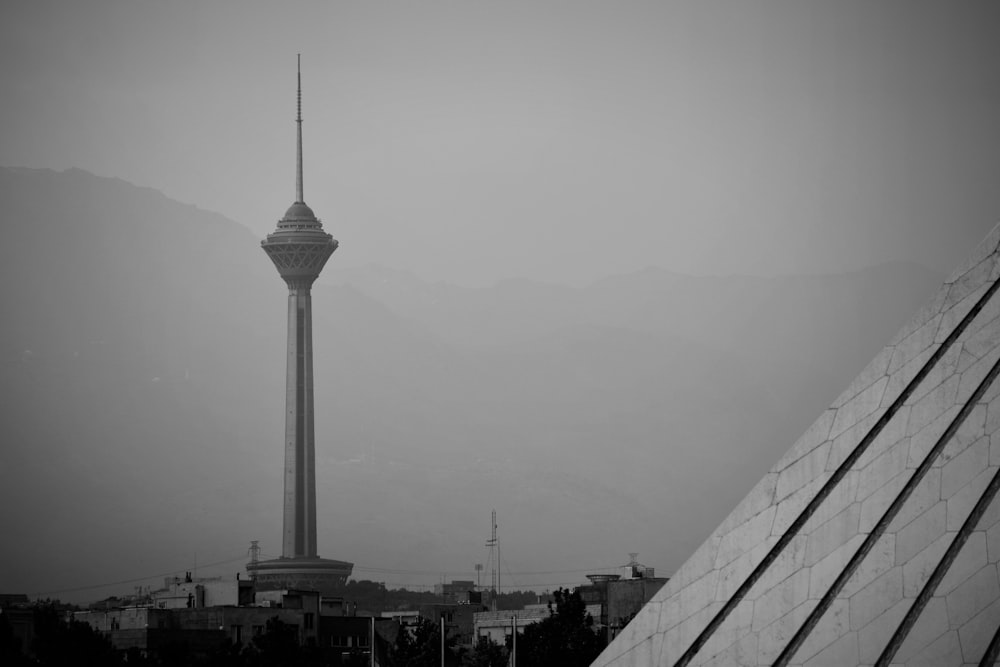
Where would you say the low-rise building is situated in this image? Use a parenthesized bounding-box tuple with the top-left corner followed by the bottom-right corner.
(473, 606, 552, 645)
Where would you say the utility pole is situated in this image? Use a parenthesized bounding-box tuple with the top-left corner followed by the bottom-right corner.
(485, 510, 498, 611)
(440, 616, 445, 667)
(511, 615, 517, 667)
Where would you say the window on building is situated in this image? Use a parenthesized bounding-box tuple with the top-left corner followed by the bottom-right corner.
(231, 625, 243, 644)
(252, 625, 264, 636)
(304, 612, 314, 630)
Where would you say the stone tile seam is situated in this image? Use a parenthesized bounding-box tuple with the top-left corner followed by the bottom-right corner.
(876, 449, 1000, 665)
(775, 353, 1000, 667)
(670, 274, 1000, 667)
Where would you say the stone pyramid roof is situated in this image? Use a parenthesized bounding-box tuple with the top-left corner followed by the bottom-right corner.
(595, 224, 1000, 666)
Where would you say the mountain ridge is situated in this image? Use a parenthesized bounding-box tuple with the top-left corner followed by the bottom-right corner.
(0, 166, 944, 601)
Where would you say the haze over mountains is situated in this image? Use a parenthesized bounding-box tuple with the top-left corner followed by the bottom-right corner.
(0, 167, 945, 601)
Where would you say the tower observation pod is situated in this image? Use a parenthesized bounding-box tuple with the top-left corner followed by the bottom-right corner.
(248, 55, 353, 593)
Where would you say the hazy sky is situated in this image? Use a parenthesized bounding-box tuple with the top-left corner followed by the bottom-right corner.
(3, 1, 1000, 286)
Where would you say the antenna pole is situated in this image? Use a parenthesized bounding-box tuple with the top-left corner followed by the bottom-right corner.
(295, 53, 304, 204)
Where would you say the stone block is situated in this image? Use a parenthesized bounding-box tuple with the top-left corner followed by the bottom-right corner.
(988, 519, 1000, 562)
(894, 501, 947, 566)
(809, 534, 865, 600)
(963, 321, 1000, 360)
(893, 596, 949, 664)
(939, 532, 988, 596)
(775, 409, 836, 473)
(716, 535, 777, 601)
(753, 567, 810, 632)
(827, 414, 881, 472)
(748, 535, 807, 601)
(947, 468, 996, 531)
(857, 599, 908, 664)
(806, 503, 861, 567)
(941, 435, 990, 499)
(957, 347, 980, 372)
(802, 630, 858, 667)
(700, 630, 757, 667)
(957, 597, 1000, 663)
(698, 599, 753, 664)
(946, 562, 998, 627)
(832, 346, 893, 410)
(717, 473, 778, 536)
(987, 395, 1000, 436)
(903, 533, 951, 598)
(936, 283, 992, 346)
(796, 597, 850, 663)
(772, 475, 827, 537)
(716, 505, 776, 569)
(946, 253, 997, 302)
(831, 376, 890, 441)
(940, 404, 987, 461)
(669, 533, 720, 591)
(842, 533, 895, 598)
(777, 443, 832, 502)
(756, 601, 812, 665)
(888, 315, 942, 376)
(859, 470, 909, 534)
(907, 374, 961, 435)
(886, 468, 941, 534)
(806, 470, 860, 530)
(857, 438, 909, 503)
(902, 344, 961, 408)
(675, 571, 719, 622)
(904, 629, 963, 667)
(958, 345, 1000, 404)
(908, 405, 962, 467)
(849, 566, 902, 631)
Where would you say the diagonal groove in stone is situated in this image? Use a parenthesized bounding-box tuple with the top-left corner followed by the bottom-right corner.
(670, 276, 1000, 667)
(776, 353, 1000, 667)
(875, 447, 1000, 665)
(977, 620, 1000, 667)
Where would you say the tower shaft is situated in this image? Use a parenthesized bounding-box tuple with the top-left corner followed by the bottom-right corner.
(283, 283, 318, 558)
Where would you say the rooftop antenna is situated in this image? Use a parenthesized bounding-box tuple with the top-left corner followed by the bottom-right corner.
(295, 53, 304, 204)
(248, 541, 261, 581)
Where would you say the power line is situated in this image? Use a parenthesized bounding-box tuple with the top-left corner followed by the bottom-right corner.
(29, 554, 248, 597)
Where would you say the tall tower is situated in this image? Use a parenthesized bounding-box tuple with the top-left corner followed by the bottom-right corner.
(249, 56, 352, 593)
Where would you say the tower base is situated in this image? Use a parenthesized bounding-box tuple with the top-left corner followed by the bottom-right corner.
(247, 556, 353, 596)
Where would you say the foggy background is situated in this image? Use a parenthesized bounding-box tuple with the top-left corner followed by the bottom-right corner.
(2, 0, 1000, 602)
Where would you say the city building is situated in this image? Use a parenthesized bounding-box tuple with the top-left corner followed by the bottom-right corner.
(247, 56, 352, 594)
(150, 573, 254, 609)
(473, 605, 552, 645)
(433, 580, 477, 604)
(594, 225, 1000, 665)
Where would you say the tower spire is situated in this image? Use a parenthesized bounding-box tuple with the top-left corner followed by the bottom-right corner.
(296, 53, 304, 204)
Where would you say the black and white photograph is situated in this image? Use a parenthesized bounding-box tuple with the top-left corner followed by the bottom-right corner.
(2, 2, 1000, 665)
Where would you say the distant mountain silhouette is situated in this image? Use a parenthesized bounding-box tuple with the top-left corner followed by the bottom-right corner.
(0, 167, 943, 599)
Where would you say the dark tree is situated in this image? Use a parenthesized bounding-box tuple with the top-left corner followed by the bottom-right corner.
(0, 611, 32, 666)
(516, 589, 605, 667)
(391, 617, 460, 667)
(462, 636, 507, 667)
(31, 604, 123, 666)
(243, 616, 329, 667)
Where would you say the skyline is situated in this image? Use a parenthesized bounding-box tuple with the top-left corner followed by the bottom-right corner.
(2, 1, 999, 286)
